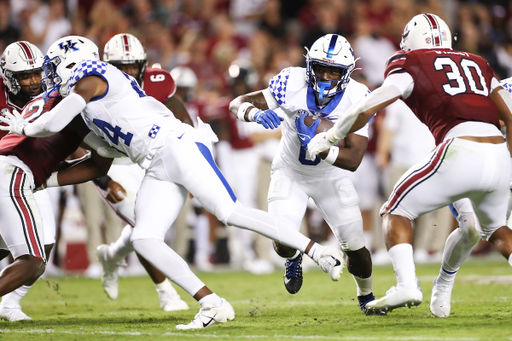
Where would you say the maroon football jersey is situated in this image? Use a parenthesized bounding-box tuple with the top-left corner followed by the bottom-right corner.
(215, 97, 254, 150)
(385, 49, 500, 145)
(0, 79, 20, 140)
(0, 94, 84, 188)
(142, 67, 176, 103)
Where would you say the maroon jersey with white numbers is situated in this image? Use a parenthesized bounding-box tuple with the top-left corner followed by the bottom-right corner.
(385, 49, 500, 145)
(142, 67, 176, 103)
(0, 94, 84, 187)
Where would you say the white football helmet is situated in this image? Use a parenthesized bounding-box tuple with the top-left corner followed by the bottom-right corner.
(170, 66, 197, 101)
(170, 66, 198, 88)
(0, 41, 44, 96)
(42, 36, 100, 97)
(400, 13, 452, 51)
(305, 34, 357, 100)
(103, 33, 147, 83)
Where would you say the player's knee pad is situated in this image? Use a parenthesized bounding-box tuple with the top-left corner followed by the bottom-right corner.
(332, 219, 365, 251)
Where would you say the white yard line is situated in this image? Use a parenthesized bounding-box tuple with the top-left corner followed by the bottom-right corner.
(0, 329, 483, 340)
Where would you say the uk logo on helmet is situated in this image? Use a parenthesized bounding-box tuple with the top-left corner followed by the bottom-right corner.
(58, 40, 79, 53)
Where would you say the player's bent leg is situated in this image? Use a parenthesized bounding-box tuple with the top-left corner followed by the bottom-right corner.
(0, 255, 45, 297)
(431, 200, 480, 318)
(226, 205, 345, 281)
(366, 214, 422, 313)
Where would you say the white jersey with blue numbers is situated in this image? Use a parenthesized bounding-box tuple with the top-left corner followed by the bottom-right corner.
(68, 59, 181, 167)
(263, 66, 370, 174)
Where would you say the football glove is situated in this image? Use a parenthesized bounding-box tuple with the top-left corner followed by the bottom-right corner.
(252, 109, 283, 129)
(306, 132, 336, 160)
(295, 113, 320, 149)
(0, 108, 28, 136)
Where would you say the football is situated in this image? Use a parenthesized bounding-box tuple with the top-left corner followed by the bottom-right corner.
(303, 115, 345, 148)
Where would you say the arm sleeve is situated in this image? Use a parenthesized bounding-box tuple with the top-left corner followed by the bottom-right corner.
(23, 93, 87, 137)
(382, 72, 415, 99)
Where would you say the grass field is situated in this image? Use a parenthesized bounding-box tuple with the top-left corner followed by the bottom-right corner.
(1, 258, 512, 341)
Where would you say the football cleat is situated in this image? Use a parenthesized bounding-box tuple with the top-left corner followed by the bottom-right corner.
(97, 244, 120, 300)
(284, 254, 303, 294)
(0, 305, 32, 321)
(176, 298, 235, 330)
(358, 293, 387, 316)
(365, 281, 422, 313)
(157, 287, 189, 312)
(430, 276, 453, 318)
(316, 246, 345, 281)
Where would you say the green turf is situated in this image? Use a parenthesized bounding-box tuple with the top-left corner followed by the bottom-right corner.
(1, 259, 512, 340)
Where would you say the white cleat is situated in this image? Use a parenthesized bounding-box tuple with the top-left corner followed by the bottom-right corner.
(97, 244, 119, 300)
(366, 284, 423, 313)
(430, 276, 453, 318)
(176, 298, 234, 330)
(316, 246, 345, 281)
(157, 288, 189, 312)
(0, 305, 32, 321)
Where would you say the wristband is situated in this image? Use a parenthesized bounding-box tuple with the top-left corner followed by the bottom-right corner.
(93, 175, 113, 190)
(324, 146, 339, 165)
(237, 102, 254, 122)
(46, 172, 60, 188)
(247, 107, 259, 122)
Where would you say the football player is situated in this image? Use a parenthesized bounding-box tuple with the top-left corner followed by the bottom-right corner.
(0, 81, 119, 321)
(305, 13, 512, 314)
(0, 41, 56, 321)
(229, 34, 382, 315)
(0, 35, 346, 329)
(93, 33, 190, 312)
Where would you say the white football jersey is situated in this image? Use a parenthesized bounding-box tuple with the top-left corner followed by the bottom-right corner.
(263, 67, 370, 174)
(69, 60, 181, 167)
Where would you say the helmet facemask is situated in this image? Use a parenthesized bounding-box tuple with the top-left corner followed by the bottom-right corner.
(304, 34, 357, 103)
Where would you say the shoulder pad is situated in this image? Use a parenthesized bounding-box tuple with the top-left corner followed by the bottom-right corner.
(68, 60, 108, 90)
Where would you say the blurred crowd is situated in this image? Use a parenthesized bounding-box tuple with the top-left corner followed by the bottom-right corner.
(0, 0, 509, 275)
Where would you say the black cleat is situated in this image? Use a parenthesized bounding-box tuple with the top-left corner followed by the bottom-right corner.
(358, 293, 387, 316)
(284, 254, 303, 294)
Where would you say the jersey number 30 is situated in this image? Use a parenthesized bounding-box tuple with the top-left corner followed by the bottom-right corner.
(434, 57, 488, 96)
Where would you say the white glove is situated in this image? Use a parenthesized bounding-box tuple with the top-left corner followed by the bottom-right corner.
(0, 108, 28, 135)
(306, 132, 335, 160)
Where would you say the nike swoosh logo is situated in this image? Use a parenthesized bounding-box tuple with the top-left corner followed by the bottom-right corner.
(284, 277, 292, 284)
(297, 134, 307, 141)
(331, 256, 341, 267)
(202, 312, 217, 328)
(178, 133, 185, 139)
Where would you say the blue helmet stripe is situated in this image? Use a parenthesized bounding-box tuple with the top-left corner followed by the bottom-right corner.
(326, 34, 338, 58)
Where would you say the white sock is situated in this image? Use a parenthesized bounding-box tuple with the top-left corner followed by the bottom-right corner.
(508, 253, 512, 267)
(389, 244, 417, 289)
(439, 213, 479, 284)
(353, 275, 373, 296)
(1, 285, 31, 308)
(226, 205, 311, 253)
(132, 238, 205, 297)
(199, 293, 222, 308)
(110, 225, 135, 262)
(306, 243, 323, 262)
(155, 278, 178, 295)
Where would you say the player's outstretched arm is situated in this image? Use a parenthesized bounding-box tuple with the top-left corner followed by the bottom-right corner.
(44, 149, 113, 189)
(229, 90, 283, 129)
(307, 84, 402, 158)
